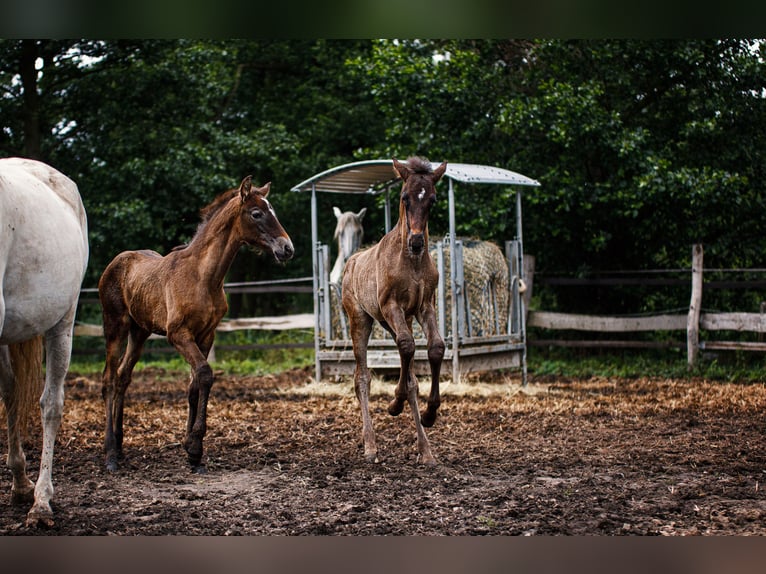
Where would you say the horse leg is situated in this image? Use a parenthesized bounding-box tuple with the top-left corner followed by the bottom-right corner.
(110, 322, 149, 468)
(404, 368, 437, 465)
(25, 312, 76, 527)
(418, 306, 445, 428)
(386, 324, 437, 465)
(169, 328, 213, 472)
(0, 346, 35, 506)
(347, 309, 376, 462)
(384, 309, 413, 418)
(102, 309, 130, 472)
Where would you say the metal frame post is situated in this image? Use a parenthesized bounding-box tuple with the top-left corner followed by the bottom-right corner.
(311, 184, 321, 382)
(516, 189, 528, 386)
(447, 177, 460, 383)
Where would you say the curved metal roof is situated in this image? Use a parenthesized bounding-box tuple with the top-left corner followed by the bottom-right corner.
(291, 159, 540, 195)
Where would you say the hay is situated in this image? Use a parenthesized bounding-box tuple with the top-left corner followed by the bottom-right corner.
(433, 239, 509, 337)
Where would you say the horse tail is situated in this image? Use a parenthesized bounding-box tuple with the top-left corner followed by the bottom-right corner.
(5, 336, 44, 437)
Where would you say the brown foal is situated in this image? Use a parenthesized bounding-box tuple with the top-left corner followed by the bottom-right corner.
(99, 176, 293, 473)
(342, 157, 447, 465)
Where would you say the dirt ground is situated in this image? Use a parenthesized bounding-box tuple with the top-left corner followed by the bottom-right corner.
(1, 365, 765, 535)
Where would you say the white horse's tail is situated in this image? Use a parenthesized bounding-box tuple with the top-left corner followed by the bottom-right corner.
(5, 337, 43, 437)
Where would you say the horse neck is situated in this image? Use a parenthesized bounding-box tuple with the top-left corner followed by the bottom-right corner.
(185, 199, 243, 287)
(330, 226, 361, 284)
(330, 251, 345, 284)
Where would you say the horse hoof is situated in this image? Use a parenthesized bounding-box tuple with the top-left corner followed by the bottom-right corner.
(421, 455, 439, 467)
(26, 509, 54, 529)
(10, 486, 35, 506)
(420, 409, 437, 428)
(105, 458, 120, 473)
(364, 452, 380, 464)
(387, 399, 404, 417)
(191, 464, 208, 475)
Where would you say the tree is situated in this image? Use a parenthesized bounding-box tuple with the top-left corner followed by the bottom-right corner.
(3, 39, 764, 317)
(0, 40, 387, 317)
(500, 40, 766, 312)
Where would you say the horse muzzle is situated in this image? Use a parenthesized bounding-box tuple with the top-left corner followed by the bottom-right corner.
(408, 232, 425, 255)
(273, 237, 295, 262)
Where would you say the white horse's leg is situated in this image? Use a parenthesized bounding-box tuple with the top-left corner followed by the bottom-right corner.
(26, 310, 75, 527)
(0, 345, 36, 504)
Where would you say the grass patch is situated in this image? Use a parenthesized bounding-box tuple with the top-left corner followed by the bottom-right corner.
(69, 329, 315, 378)
(70, 329, 766, 383)
(528, 346, 766, 382)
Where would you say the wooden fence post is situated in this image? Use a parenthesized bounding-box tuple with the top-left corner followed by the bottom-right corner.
(522, 254, 535, 315)
(687, 243, 704, 369)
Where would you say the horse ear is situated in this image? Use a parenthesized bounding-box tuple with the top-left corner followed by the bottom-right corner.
(432, 161, 448, 183)
(239, 176, 253, 201)
(333, 206, 342, 219)
(357, 207, 367, 220)
(256, 182, 271, 197)
(392, 157, 410, 181)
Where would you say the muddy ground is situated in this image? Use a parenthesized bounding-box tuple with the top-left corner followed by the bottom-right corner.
(1, 366, 765, 535)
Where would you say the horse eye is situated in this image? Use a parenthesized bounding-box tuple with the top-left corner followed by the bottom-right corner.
(250, 209, 263, 220)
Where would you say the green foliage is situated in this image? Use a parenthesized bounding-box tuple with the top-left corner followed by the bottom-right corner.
(2, 39, 765, 323)
(504, 40, 766, 279)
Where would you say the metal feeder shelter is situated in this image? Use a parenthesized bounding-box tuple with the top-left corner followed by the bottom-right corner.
(291, 159, 540, 384)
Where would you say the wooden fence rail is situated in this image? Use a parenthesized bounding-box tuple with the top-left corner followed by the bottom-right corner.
(75, 252, 766, 369)
(526, 244, 766, 368)
(74, 277, 314, 357)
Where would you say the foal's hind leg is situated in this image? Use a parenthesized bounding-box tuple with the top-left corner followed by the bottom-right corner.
(347, 311, 376, 462)
(112, 323, 150, 466)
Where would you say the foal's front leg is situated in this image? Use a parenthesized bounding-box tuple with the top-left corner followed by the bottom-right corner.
(382, 307, 437, 464)
(169, 328, 214, 472)
(383, 307, 414, 418)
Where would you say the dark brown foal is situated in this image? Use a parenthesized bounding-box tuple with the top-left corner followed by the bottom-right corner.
(342, 157, 447, 464)
(99, 176, 293, 473)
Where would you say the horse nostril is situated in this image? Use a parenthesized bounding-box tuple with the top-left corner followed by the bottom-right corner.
(410, 233, 424, 252)
(283, 242, 295, 259)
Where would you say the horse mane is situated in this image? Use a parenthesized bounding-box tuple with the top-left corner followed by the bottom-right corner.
(405, 156, 433, 174)
(199, 188, 238, 223)
(187, 188, 239, 241)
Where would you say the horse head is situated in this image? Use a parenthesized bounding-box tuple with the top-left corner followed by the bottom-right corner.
(238, 176, 294, 262)
(333, 206, 366, 261)
(392, 157, 447, 257)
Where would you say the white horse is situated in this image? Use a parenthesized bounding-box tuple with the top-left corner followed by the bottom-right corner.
(329, 206, 366, 287)
(0, 157, 89, 527)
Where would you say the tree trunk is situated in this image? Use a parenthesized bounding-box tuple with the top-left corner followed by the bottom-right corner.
(20, 40, 42, 160)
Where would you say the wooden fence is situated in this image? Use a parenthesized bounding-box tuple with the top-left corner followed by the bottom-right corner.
(73, 277, 314, 357)
(526, 244, 766, 367)
(74, 246, 766, 369)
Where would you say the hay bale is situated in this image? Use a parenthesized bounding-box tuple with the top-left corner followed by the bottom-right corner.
(433, 239, 509, 337)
